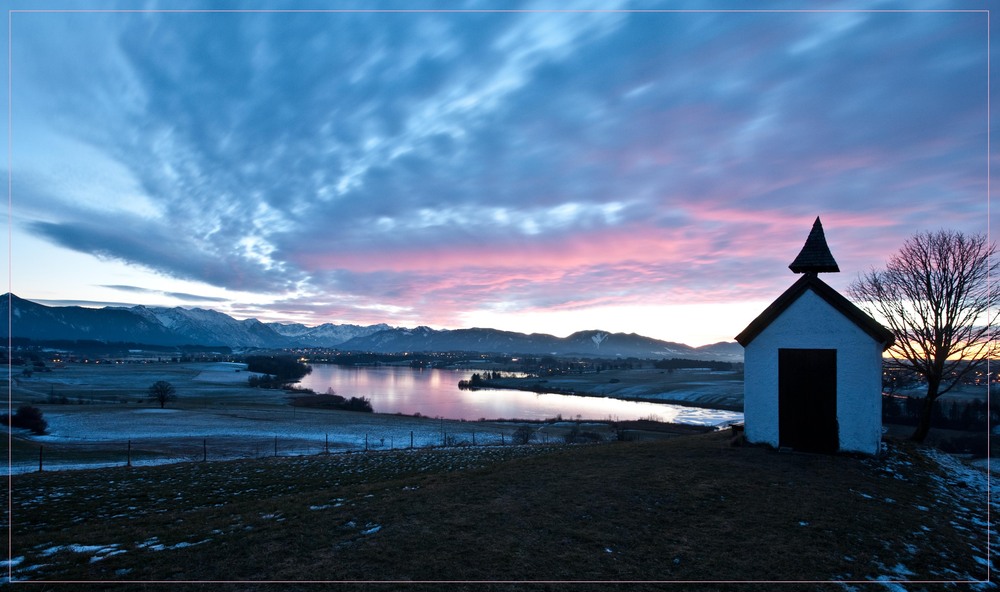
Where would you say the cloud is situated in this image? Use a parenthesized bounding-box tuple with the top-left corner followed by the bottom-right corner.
(99, 285, 229, 303)
(32, 299, 141, 308)
(27, 217, 304, 294)
(10, 7, 990, 334)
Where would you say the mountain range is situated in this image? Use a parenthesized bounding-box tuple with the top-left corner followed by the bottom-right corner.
(0, 294, 743, 361)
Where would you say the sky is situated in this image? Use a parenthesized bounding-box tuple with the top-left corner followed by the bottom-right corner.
(2, 1, 993, 347)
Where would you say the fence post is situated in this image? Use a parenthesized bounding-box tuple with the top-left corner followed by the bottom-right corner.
(38, 445, 43, 472)
(501, 432, 505, 445)
(472, 431, 476, 446)
(203, 439, 207, 462)
(365, 433, 368, 451)
(127, 440, 131, 467)
(274, 435, 278, 457)
(410, 431, 413, 449)
(325, 433, 329, 454)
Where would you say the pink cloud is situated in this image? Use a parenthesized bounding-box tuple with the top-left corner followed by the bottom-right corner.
(290, 223, 720, 275)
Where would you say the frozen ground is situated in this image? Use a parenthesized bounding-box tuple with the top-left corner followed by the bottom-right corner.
(836, 444, 1000, 589)
(486, 367, 745, 410)
(34, 404, 507, 448)
(4, 444, 562, 582)
(11, 403, 518, 474)
(9, 362, 741, 473)
(3, 437, 994, 583)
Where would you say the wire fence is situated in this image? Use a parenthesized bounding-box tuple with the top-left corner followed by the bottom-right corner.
(11, 426, 571, 474)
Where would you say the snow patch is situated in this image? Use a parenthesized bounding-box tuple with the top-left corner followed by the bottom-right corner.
(89, 549, 126, 563)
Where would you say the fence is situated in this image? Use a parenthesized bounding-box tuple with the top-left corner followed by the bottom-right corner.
(12, 426, 579, 474)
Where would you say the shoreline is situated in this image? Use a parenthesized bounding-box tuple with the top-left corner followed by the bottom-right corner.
(465, 378, 745, 413)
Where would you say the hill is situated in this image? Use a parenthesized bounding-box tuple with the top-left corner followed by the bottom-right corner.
(0, 294, 742, 360)
(6, 432, 993, 587)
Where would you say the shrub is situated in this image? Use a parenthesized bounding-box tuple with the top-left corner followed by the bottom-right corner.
(564, 425, 603, 443)
(2, 406, 48, 434)
(288, 394, 373, 413)
(512, 425, 534, 445)
(345, 396, 374, 413)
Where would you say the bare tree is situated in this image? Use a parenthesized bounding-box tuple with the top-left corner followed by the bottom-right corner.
(148, 380, 177, 409)
(848, 230, 998, 442)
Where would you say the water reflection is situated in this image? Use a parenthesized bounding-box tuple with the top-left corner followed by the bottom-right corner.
(297, 365, 742, 426)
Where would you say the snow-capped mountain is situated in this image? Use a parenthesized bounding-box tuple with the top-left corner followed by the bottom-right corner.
(267, 321, 392, 348)
(0, 294, 743, 361)
(338, 327, 743, 362)
(127, 305, 297, 348)
(0, 294, 187, 344)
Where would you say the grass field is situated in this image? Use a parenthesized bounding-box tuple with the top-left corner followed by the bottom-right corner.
(3, 430, 995, 590)
(482, 367, 745, 410)
(6, 362, 537, 471)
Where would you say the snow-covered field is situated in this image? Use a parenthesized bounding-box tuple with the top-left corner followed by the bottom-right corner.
(10, 362, 747, 472)
(836, 444, 999, 589)
(12, 403, 517, 474)
(10, 362, 540, 473)
(484, 367, 745, 411)
(34, 404, 507, 449)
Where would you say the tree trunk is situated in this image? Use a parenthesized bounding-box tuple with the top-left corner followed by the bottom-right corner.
(910, 381, 940, 443)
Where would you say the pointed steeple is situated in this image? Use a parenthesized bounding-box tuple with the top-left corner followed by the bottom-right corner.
(789, 217, 840, 274)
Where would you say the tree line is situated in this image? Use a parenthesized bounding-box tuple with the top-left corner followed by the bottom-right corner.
(883, 395, 997, 432)
(245, 355, 312, 387)
(653, 359, 734, 371)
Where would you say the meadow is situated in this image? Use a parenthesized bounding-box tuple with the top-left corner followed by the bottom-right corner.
(6, 362, 531, 472)
(479, 366, 745, 410)
(3, 431, 995, 590)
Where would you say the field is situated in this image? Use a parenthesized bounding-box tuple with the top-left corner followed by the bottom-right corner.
(481, 367, 745, 410)
(5, 362, 996, 589)
(6, 362, 533, 472)
(3, 430, 996, 590)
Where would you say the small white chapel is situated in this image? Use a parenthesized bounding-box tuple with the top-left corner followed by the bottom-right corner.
(735, 217, 894, 455)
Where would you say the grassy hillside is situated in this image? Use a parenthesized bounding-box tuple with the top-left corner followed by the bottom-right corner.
(4, 431, 995, 591)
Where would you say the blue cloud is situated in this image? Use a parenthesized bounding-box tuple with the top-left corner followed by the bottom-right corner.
(10, 6, 990, 328)
(99, 285, 229, 302)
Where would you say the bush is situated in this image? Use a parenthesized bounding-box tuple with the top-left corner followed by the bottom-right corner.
(512, 425, 535, 445)
(345, 396, 374, 413)
(288, 394, 373, 413)
(2, 406, 48, 434)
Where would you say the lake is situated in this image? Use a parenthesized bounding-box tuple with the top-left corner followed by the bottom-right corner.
(297, 365, 743, 426)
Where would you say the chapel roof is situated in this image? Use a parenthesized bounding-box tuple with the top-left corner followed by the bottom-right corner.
(789, 217, 840, 273)
(734, 272, 895, 349)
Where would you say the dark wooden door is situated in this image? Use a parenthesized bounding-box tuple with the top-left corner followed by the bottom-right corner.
(778, 348, 838, 453)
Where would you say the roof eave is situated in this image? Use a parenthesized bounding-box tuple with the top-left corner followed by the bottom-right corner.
(735, 274, 895, 350)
